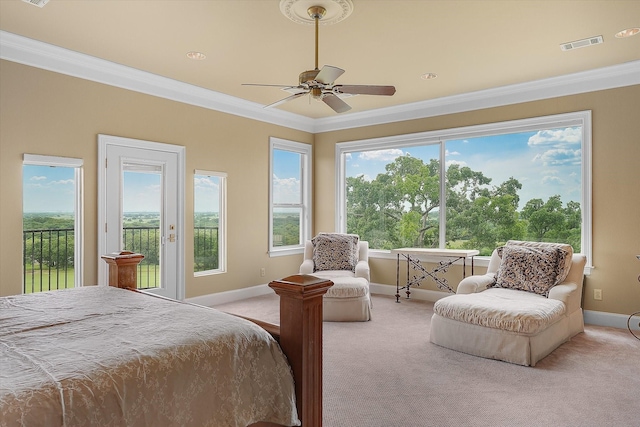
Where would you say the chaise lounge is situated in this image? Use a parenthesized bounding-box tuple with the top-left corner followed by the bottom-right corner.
(430, 240, 587, 366)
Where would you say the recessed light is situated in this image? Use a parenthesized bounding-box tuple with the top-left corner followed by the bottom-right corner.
(615, 28, 640, 38)
(186, 51, 206, 60)
(421, 73, 438, 80)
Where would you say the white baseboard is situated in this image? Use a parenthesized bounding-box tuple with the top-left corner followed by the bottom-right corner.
(187, 282, 636, 331)
(583, 310, 639, 331)
(186, 283, 271, 307)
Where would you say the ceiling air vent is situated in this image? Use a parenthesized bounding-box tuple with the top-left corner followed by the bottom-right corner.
(21, 0, 49, 7)
(560, 35, 603, 51)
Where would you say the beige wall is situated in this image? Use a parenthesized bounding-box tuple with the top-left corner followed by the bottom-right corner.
(0, 60, 311, 298)
(2, 59, 639, 316)
(315, 85, 640, 316)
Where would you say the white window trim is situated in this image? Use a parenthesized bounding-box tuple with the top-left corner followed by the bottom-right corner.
(23, 153, 84, 288)
(194, 169, 227, 276)
(269, 137, 312, 257)
(336, 111, 592, 273)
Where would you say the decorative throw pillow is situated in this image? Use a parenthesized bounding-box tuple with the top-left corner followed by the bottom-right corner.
(493, 244, 569, 297)
(312, 233, 359, 272)
(505, 240, 574, 285)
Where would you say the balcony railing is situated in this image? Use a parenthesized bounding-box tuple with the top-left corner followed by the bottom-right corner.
(22, 226, 218, 293)
(23, 228, 75, 293)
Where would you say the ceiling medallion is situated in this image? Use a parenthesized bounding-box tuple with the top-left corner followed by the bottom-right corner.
(279, 0, 354, 25)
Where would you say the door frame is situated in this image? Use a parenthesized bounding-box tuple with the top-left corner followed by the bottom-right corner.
(97, 134, 185, 300)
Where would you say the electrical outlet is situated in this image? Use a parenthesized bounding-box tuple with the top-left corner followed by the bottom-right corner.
(260, 268, 266, 277)
(594, 289, 602, 300)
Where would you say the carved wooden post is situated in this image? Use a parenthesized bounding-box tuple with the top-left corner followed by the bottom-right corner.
(101, 251, 145, 289)
(269, 275, 333, 427)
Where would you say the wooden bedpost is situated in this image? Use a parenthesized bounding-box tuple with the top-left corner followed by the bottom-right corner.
(101, 251, 144, 289)
(269, 275, 332, 427)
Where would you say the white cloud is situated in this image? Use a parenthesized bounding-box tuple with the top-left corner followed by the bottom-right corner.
(532, 148, 581, 166)
(358, 148, 404, 162)
(446, 149, 461, 156)
(542, 175, 563, 185)
(446, 159, 467, 167)
(194, 176, 219, 191)
(273, 174, 300, 203)
(528, 127, 581, 146)
(30, 176, 47, 181)
(50, 179, 74, 186)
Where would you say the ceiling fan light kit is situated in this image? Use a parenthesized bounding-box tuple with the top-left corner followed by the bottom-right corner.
(243, 1, 395, 114)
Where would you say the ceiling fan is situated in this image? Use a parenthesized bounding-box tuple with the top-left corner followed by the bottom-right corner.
(242, 5, 396, 114)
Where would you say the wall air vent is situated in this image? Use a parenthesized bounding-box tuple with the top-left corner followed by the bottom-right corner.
(560, 35, 604, 51)
(21, 0, 49, 7)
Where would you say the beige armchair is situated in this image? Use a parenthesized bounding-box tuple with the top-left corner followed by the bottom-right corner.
(430, 241, 586, 366)
(300, 234, 372, 321)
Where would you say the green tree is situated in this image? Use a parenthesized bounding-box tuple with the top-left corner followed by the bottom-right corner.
(521, 195, 566, 241)
(346, 156, 581, 254)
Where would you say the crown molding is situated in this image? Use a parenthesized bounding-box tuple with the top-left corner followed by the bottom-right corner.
(0, 31, 315, 133)
(2, 30, 639, 135)
(313, 60, 640, 133)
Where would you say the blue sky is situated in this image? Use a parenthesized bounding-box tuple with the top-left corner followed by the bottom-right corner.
(194, 174, 220, 213)
(23, 165, 75, 213)
(272, 149, 302, 204)
(24, 127, 581, 213)
(24, 167, 222, 213)
(123, 171, 161, 213)
(346, 127, 582, 210)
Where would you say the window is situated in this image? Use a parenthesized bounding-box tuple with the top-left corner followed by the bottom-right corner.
(22, 154, 83, 293)
(269, 138, 312, 256)
(337, 111, 592, 267)
(194, 170, 226, 275)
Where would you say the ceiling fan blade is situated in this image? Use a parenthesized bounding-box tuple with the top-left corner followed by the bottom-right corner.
(322, 94, 352, 113)
(315, 65, 345, 84)
(334, 85, 396, 96)
(264, 92, 308, 109)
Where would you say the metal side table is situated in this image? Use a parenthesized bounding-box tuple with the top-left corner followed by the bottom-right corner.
(391, 248, 479, 302)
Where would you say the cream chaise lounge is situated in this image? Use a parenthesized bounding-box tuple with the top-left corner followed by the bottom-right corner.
(430, 241, 587, 366)
(300, 233, 372, 322)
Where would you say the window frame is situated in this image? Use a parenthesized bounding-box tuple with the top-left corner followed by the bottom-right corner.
(193, 169, 227, 276)
(22, 154, 84, 291)
(269, 137, 312, 257)
(336, 111, 592, 271)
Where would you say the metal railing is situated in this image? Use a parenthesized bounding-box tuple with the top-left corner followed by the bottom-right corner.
(23, 226, 219, 293)
(23, 228, 75, 293)
(194, 226, 219, 272)
(122, 226, 160, 289)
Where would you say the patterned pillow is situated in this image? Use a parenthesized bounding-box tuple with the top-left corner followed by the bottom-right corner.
(506, 240, 574, 284)
(312, 233, 359, 272)
(493, 244, 569, 297)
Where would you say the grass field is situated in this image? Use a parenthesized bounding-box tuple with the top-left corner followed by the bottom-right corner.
(23, 265, 161, 293)
(23, 268, 75, 293)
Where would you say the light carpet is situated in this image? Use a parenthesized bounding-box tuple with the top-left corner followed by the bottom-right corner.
(214, 293, 640, 427)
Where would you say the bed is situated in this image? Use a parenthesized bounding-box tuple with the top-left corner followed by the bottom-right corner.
(0, 252, 331, 427)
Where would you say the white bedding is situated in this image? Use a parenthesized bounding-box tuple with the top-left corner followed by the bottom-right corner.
(0, 286, 299, 427)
